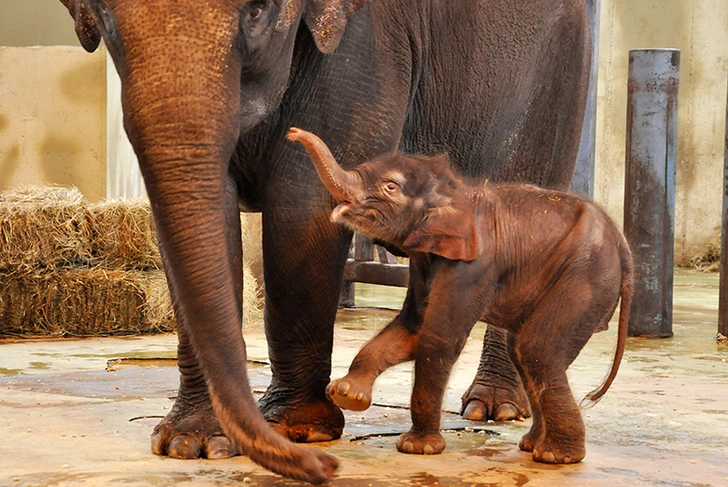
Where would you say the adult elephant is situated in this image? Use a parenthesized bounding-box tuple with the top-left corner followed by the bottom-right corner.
(60, 0, 590, 481)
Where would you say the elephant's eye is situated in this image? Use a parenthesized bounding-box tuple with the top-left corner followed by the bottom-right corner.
(242, 1, 273, 39)
(383, 182, 400, 194)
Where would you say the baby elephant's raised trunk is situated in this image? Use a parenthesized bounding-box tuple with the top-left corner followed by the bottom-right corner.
(287, 127, 363, 203)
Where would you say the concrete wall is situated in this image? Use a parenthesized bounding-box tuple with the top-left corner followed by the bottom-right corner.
(0, 1, 143, 202)
(595, 0, 728, 263)
(0, 46, 107, 202)
(0, 0, 79, 47)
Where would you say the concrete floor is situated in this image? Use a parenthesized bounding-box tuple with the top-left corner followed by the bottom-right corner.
(1, 269, 727, 486)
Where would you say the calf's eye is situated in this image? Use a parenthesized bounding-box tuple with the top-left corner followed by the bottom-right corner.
(383, 182, 399, 193)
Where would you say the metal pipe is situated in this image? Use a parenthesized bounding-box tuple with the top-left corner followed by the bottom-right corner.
(623, 48, 680, 338)
(719, 74, 728, 337)
(571, 0, 601, 199)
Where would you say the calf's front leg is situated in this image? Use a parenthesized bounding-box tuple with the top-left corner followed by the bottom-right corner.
(327, 257, 431, 411)
(397, 260, 487, 455)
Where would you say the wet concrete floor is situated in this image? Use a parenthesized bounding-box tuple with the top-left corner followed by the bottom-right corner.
(1, 269, 727, 486)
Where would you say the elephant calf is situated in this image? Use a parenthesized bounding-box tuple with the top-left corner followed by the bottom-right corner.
(287, 127, 633, 464)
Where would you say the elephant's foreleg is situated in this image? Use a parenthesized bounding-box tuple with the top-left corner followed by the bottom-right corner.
(150, 177, 243, 460)
(151, 323, 238, 459)
(327, 256, 431, 411)
(397, 261, 483, 455)
(460, 325, 531, 421)
(257, 202, 350, 442)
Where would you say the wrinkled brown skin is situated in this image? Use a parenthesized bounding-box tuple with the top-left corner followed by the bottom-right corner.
(59, 0, 589, 481)
(289, 128, 633, 464)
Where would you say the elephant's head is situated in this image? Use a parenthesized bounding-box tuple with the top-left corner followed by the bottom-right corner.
(60, 0, 365, 139)
(288, 127, 483, 261)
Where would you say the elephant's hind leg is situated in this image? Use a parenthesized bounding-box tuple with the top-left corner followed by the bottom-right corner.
(461, 325, 531, 422)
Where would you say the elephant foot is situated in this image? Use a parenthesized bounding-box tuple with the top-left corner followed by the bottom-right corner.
(518, 430, 541, 453)
(396, 430, 446, 455)
(460, 383, 530, 422)
(326, 376, 373, 411)
(259, 391, 344, 443)
(151, 401, 237, 459)
(532, 440, 585, 464)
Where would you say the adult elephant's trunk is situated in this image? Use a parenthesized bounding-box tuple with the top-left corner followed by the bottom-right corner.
(287, 127, 364, 203)
(110, 10, 336, 484)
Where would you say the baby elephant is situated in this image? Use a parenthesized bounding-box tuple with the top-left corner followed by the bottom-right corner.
(287, 127, 633, 465)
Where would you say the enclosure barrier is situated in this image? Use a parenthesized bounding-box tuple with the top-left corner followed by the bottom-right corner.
(719, 73, 728, 338)
(339, 234, 409, 308)
(571, 0, 601, 199)
(623, 49, 680, 338)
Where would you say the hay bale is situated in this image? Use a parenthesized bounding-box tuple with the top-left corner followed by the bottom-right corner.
(88, 198, 162, 270)
(0, 268, 175, 338)
(0, 185, 263, 337)
(689, 234, 721, 272)
(243, 258, 263, 327)
(141, 270, 175, 332)
(0, 186, 92, 271)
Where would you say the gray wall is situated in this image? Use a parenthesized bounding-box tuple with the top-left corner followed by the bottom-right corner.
(0, 0, 80, 47)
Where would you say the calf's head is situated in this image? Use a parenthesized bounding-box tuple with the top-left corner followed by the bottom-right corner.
(288, 127, 483, 261)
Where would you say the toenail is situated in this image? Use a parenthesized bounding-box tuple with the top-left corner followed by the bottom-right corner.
(307, 432, 334, 442)
(336, 381, 350, 395)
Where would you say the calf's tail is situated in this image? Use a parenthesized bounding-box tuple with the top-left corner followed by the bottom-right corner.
(581, 238, 633, 406)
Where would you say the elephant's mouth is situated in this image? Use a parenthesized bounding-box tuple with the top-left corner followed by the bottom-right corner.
(331, 201, 353, 222)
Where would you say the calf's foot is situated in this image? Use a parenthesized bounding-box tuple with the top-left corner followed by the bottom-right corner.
(396, 430, 446, 455)
(326, 375, 373, 411)
(532, 439, 585, 464)
(151, 400, 237, 459)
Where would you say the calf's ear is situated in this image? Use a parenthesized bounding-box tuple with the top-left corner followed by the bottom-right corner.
(60, 0, 101, 52)
(402, 206, 482, 261)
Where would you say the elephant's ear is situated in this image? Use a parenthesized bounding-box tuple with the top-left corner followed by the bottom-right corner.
(60, 0, 101, 52)
(402, 205, 483, 262)
(304, 0, 367, 54)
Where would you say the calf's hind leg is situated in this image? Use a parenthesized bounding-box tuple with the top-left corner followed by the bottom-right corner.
(509, 283, 608, 464)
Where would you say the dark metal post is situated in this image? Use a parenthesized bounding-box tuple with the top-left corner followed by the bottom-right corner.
(571, 0, 601, 199)
(623, 49, 679, 338)
(719, 74, 728, 337)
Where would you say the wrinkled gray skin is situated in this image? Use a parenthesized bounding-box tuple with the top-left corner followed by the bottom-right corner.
(59, 0, 589, 481)
(289, 127, 633, 463)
